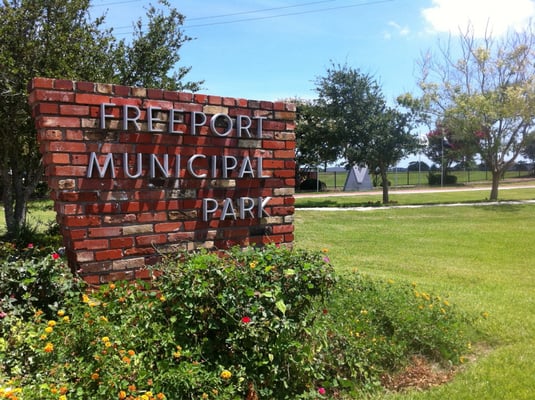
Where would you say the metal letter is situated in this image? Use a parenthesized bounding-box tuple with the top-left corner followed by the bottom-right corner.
(100, 103, 115, 129)
(202, 198, 219, 221)
(210, 113, 233, 137)
(236, 115, 252, 138)
(187, 154, 207, 178)
(122, 105, 141, 131)
(190, 111, 206, 135)
(148, 106, 163, 132)
(149, 154, 170, 178)
(220, 198, 237, 220)
(123, 153, 143, 178)
(87, 152, 115, 178)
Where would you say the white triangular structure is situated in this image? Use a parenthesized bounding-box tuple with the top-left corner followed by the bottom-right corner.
(343, 165, 373, 191)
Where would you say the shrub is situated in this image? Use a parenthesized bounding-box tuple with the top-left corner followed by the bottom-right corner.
(428, 173, 458, 186)
(0, 245, 337, 399)
(0, 245, 478, 399)
(299, 178, 327, 191)
(0, 243, 81, 320)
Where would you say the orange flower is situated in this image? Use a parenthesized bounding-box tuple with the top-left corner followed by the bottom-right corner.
(44, 342, 54, 353)
(118, 390, 127, 399)
(91, 372, 99, 380)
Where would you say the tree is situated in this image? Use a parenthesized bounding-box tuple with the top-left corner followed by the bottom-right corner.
(311, 63, 417, 203)
(424, 121, 479, 183)
(349, 105, 418, 203)
(522, 131, 535, 174)
(0, 0, 202, 238)
(416, 24, 535, 200)
(294, 98, 339, 186)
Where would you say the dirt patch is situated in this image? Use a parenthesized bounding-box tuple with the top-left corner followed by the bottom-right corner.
(381, 356, 456, 392)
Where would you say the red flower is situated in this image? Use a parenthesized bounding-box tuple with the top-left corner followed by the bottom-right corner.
(27, 243, 34, 249)
(241, 316, 251, 324)
(51, 252, 60, 260)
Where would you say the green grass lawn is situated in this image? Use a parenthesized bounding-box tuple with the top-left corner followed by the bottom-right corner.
(294, 204, 535, 399)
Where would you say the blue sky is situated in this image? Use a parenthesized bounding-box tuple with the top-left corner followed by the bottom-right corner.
(91, 0, 535, 166)
(93, 0, 535, 103)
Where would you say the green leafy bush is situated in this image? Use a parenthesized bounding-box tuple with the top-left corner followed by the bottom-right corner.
(0, 245, 478, 399)
(428, 173, 458, 185)
(0, 243, 81, 320)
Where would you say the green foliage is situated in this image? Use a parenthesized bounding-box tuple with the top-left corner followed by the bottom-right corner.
(300, 63, 418, 203)
(415, 25, 535, 199)
(427, 173, 458, 186)
(0, 0, 202, 237)
(0, 243, 81, 320)
(0, 245, 476, 399)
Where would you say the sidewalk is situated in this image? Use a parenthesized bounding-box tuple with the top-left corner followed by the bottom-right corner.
(294, 181, 535, 199)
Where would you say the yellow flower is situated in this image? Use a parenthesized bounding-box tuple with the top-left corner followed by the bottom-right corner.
(249, 261, 257, 269)
(59, 395, 67, 400)
(82, 294, 90, 303)
(57, 310, 65, 317)
(101, 336, 110, 343)
(44, 342, 54, 353)
(201, 393, 209, 399)
(47, 320, 57, 327)
(321, 248, 328, 253)
(63, 316, 70, 323)
(100, 316, 108, 323)
(109, 283, 116, 290)
(45, 326, 53, 334)
(40, 334, 48, 340)
(118, 390, 127, 399)
(220, 369, 232, 380)
(105, 341, 112, 348)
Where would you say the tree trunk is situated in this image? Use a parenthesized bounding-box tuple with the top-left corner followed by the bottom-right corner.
(381, 170, 389, 204)
(489, 169, 501, 201)
(1, 163, 40, 238)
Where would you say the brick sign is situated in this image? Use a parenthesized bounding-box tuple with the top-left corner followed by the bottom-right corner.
(28, 78, 296, 284)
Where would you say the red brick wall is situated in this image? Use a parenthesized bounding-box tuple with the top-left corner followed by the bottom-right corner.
(28, 78, 296, 284)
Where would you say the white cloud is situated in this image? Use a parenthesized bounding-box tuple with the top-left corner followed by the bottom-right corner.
(422, 0, 535, 37)
(383, 21, 410, 40)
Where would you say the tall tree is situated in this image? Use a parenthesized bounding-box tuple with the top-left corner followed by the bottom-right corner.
(521, 131, 535, 174)
(311, 63, 417, 203)
(416, 24, 535, 200)
(294, 98, 339, 184)
(425, 121, 479, 181)
(0, 0, 201, 238)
